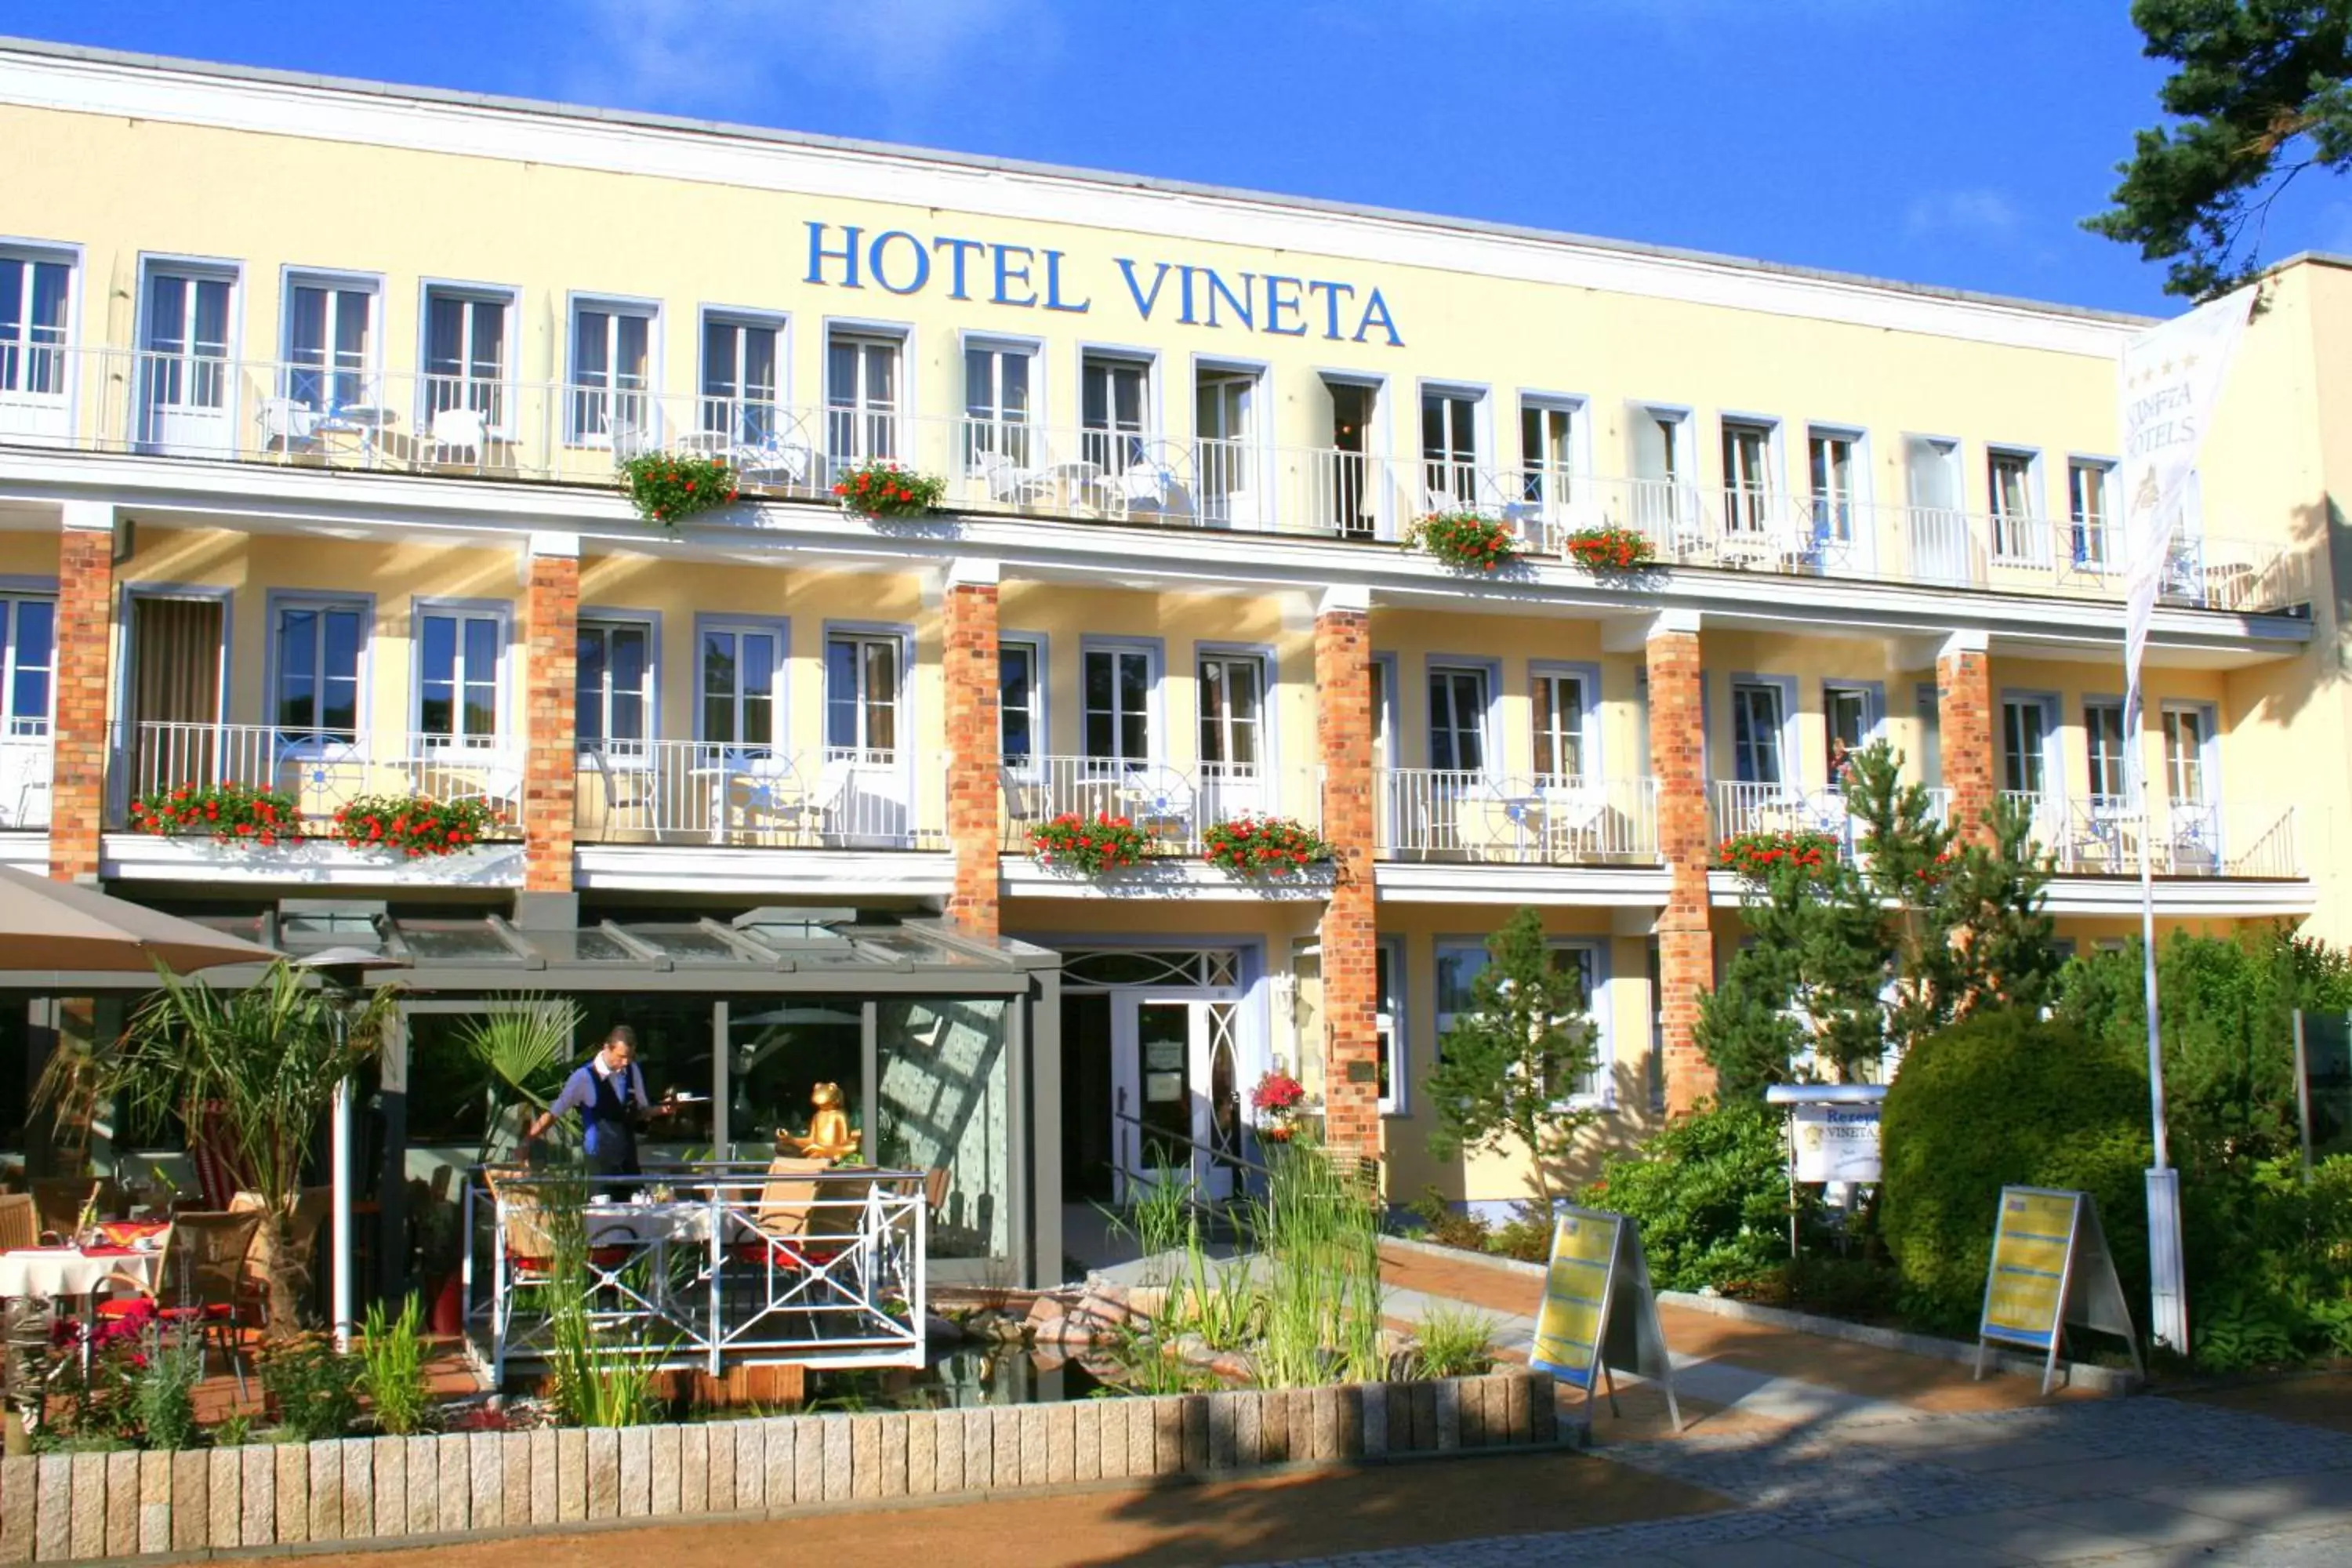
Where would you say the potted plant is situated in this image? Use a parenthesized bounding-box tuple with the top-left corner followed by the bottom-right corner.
(1201, 816, 1334, 878)
(1559, 523, 1656, 572)
(832, 459, 946, 518)
(332, 794, 503, 858)
(1715, 829, 1842, 883)
(129, 782, 301, 845)
(1406, 510, 1519, 572)
(1027, 812, 1150, 874)
(618, 452, 738, 527)
(1250, 1071, 1306, 1144)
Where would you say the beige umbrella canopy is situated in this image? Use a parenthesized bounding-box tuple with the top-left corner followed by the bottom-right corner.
(0, 864, 278, 975)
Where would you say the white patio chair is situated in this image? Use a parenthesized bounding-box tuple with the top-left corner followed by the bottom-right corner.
(1537, 778, 1612, 859)
(0, 740, 52, 829)
(585, 746, 659, 838)
(423, 406, 486, 468)
(260, 397, 323, 459)
(1096, 441, 1184, 518)
(736, 433, 815, 492)
(978, 450, 1054, 507)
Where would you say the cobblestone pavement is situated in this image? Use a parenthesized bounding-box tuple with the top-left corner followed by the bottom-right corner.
(1250, 1395, 2352, 1566)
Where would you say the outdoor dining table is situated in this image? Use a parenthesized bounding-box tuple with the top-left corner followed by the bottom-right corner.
(0, 1243, 161, 1301)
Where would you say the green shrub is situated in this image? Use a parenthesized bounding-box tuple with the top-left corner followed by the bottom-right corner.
(1584, 1100, 1802, 1292)
(258, 1336, 361, 1442)
(358, 1295, 432, 1436)
(1407, 1186, 1492, 1253)
(1879, 1011, 2151, 1332)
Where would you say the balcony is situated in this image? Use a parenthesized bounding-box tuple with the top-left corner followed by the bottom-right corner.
(0, 735, 53, 832)
(1375, 771, 1658, 866)
(0, 347, 2309, 618)
(1998, 792, 2300, 880)
(1711, 781, 1954, 853)
(1000, 757, 1318, 857)
(574, 742, 936, 850)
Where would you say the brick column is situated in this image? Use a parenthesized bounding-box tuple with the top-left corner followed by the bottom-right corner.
(1646, 616, 1716, 1116)
(1315, 587, 1381, 1167)
(521, 536, 579, 896)
(1936, 630, 1995, 843)
(942, 561, 1002, 940)
(50, 512, 115, 883)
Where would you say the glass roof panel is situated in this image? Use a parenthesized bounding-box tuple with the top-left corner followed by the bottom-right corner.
(857, 930, 985, 967)
(518, 929, 638, 964)
(396, 925, 523, 961)
(630, 927, 753, 961)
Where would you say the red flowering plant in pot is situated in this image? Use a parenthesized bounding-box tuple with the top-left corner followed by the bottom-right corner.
(1716, 828, 1842, 884)
(1250, 1070, 1307, 1144)
(833, 459, 947, 519)
(129, 782, 301, 846)
(333, 793, 503, 858)
(1200, 815, 1335, 878)
(1559, 524, 1656, 572)
(1026, 811, 1150, 875)
(619, 452, 739, 528)
(1407, 510, 1519, 572)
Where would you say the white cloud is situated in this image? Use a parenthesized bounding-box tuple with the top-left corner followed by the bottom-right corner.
(1904, 188, 2024, 241)
(558, 0, 1054, 122)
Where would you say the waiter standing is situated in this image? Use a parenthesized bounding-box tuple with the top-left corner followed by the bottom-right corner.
(526, 1025, 669, 1196)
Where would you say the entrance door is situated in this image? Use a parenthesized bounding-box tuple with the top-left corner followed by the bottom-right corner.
(1111, 996, 1241, 1203)
(1904, 437, 1972, 587)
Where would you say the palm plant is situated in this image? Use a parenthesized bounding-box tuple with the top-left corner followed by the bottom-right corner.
(455, 998, 581, 1163)
(42, 960, 395, 1335)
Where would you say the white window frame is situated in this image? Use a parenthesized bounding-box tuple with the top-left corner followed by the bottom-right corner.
(827, 324, 909, 468)
(1806, 425, 1865, 543)
(2001, 692, 2060, 797)
(0, 242, 78, 416)
(1730, 678, 1793, 786)
(1418, 380, 1487, 511)
(2067, 457, 2117, 571)
(1078, 347, 1156, 473)
(419, 280, 517, 437)
(825, 629, 904, 764)
(1432, 935, 1612, 1107)
(1518, 394, 1585, 517)
(1081, 641, 1160, 765)
(1426, 662, 1494, 775)
(1719, 416, 1778, 535)
(1987, 446, 2045, 563)
(412, 600, 508, 750)
(963, 333, 1041, 472)
(2084, 697, 2128, 803)
(2161, 702, 2218, 806)
(698, 307, 788, 447)
(0, 593, 57, 737)
(269, 593, 368, 751)
(576, 616, 656, 759)
(279, 267, 381, 414)
(1196, 649, 1267, 779)
(567, 292, 660, 447)
(1376, 938, 1406, 1116)
(134, 256, 241, 448)
(1531, 663, 1598, 782)
(999, 636, 1044, 774)
(696, 619, 788, 754)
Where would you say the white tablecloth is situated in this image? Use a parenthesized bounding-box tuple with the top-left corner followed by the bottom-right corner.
(580, 1203, 710, 1247)
(0, 1248, 161, 1300)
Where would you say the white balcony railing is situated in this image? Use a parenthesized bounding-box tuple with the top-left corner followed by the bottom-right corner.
(5, 345, 2310, 615)
(1998, 792, 2300, 879)
(1376, 772, 1658, 865)
(1712, 781, 1955, 855)
(115, 721, 522, 834)
(1000, 757, 1317, 857)
(0, 735, 53, 829)
(575, 741, 936, 850)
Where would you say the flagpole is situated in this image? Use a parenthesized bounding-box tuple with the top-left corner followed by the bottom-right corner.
(2132, 685, 2186, 1353)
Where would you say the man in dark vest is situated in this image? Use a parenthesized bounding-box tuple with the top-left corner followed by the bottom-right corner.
(526, 1025, 671, 1196)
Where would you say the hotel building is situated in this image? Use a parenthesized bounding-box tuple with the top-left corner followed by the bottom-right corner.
(0, 38, 2340, 1283)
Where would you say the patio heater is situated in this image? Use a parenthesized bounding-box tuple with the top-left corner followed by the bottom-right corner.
(294, 947, 405, 1353)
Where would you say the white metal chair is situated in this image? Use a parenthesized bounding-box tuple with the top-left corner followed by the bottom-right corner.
(735, 427, 815, 492)
(978, 450, 1054, 507)
(1537, 778, 1612, 860)
(424, 406, 486, 468)
(0, 739, 52, 829)
(260, 397, 323, 459)
(1096, 441, 1184, 518)
(1117, 764, 1196, 848)
(585, 746, 659, 839)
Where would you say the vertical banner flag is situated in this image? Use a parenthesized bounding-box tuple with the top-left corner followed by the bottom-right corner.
(2117, 288, 2253, 699)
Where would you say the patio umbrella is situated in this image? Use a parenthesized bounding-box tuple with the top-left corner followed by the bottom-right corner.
(0, 864, 278, 974)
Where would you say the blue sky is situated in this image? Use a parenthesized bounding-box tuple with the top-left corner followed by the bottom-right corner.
(13, 0, 2350, 315)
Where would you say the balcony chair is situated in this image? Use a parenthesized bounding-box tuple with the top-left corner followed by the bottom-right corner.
(609, 416, 655, 467)
(1537, 778, 1614, 860)
(0, 739, 51, 829)
(716, 750, 806, 845)
(977, 449, 1054, 508)
(735, 424, 815, 492)
(259, 397, 325, 459)
(1094, 441, 1184, 518)
(585, 746, 659, 840)
(0, 1194, 35, 1252)
(423, 406, 487, 470)
(96, 1210, 265, 1399)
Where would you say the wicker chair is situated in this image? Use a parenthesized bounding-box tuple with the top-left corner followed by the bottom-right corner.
(31, 1178, 121, 1241)
(0, 1194, 34, 1253)
(97, 1210, 265, 1398)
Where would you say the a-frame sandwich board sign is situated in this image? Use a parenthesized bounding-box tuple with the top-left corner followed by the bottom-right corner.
(1529, 1204, 1682, 1432)
(1976, 1185, 2144, 1396)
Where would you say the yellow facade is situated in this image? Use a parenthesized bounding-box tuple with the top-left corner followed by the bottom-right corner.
(0, 39, 2340, 1216)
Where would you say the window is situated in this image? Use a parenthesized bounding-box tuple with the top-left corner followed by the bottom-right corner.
(1421, 387, 1479, 508)
(701, 314, 780, 445)
(424, 288, 510, 426)
(1375, 941, 1403, 1113)
(1434, 943, 1483, 1048)
(1824, 684, 1873, 780)
(1987, 450, 2041, 561)
(2069, 460, 2114, 568)
(1731, 681, 1787, 786)
(1197, 654, 1263, 778)
(0, 252, 72, 400)
(1083, 645, 1152, 764)
(2002, 697, 2051, 796)
(2163, 706, 2211, 804)
(999, 640, 1039, 769)
(964, 341, 1035, 467)
(1433, 938, 1604, 1100)
(1369, 657, 1392, 766)
(569, 299, 654, 444)
(1195, 371, 1258, 523)
(416, 605, 502, 745)
(0, 597, 56, 735)
(1721, 420, 1773, 532)
(700, 623, 783, 751)
(274, 600, 364, 742)
(1428, 666, 1489, 773)
(1520, 401, 1577, 511)
(1809, 430, 1857, 541)
(2085, 700, 2127, 801)
(139, 268, 233, 439)
(1631, 408, 1688, 532)
(284, 278, 372, 413)
(577, 620, 653, 753)
(1533, 670, 1588, 781)
(1080, 353, 1149, 471)
(829, 332, 901, 465)
(826, 633, 900, 760)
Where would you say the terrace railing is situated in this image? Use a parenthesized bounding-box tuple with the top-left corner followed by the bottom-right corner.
(575, 741, 937, 850)
(1000, 756, 1319, 856)
(1998, 792, 2300, 879)
(114, 720, 523, 834)
(1374, 771, 1658, 865)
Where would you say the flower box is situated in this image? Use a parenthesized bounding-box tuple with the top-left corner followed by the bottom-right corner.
(1716, 829, 1842, 882)
(833, 460, 946, 518)
(332, 794, 504, 858)
(1027, 811, 1150, 875)
(619, 452, 739, 527)
(1201, 816, 1334, 877)
(128, 782, 301, 846)
(1559, 524, 1656, 572)
(1407, 510, 1519, 572)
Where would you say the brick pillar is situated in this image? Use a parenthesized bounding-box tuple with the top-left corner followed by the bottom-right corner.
(521, 540, 579, 895)
(1936, 632, 1995, 844)
(942, 562, 1002, 940)
(50, 517, 114, 883)
(1646, 619, 1717, 1115)
(1315, 588, 1381, 1167)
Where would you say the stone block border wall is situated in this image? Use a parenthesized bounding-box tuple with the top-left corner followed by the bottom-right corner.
(0, 1371, 1563, 1563)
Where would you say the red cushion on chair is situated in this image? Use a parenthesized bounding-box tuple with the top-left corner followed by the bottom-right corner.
(93, 1298, 151, 1319)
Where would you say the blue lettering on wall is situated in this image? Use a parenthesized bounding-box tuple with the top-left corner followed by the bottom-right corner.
(801, 220, 1397, 343)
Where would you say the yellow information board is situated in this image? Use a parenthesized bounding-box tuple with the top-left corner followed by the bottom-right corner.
(1976, 1185, 2143, 1394)
(1530, 1204, 1680, 1430)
